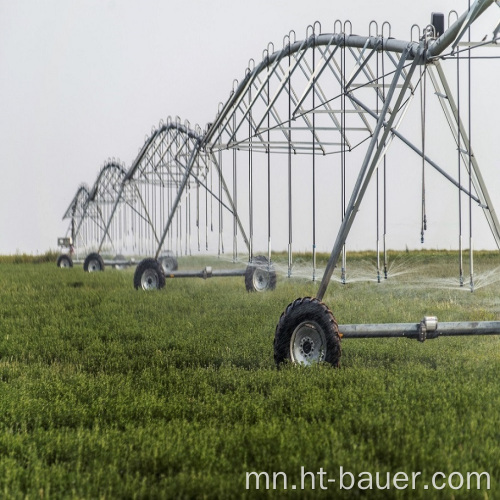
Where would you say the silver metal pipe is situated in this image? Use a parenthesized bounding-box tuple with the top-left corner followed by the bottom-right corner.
(339, 320, 500, 339)
(203, 35, 420, 148)
(427, 0, 496, 58)
(163, 268, 246, 279)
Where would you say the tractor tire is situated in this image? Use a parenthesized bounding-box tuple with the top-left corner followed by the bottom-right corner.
(244, 255, 277, 292)
(134, 258, 166, 290)
(56, 254, 73, 268)
(159, 254, 178, 273)
(83, 253, 105, 272)
(274, 297, 341, 367)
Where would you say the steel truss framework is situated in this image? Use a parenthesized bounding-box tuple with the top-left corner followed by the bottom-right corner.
(62, 160, 128, 260)
(63, 0, 500, 292)
(62, 184, 90, 259)
(202, 4, 500, 290)
(64, 118, 248, 260)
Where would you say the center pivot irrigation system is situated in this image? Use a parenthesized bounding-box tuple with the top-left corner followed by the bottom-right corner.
(59, 118, 277, 292)
(59, 1, 500, 365)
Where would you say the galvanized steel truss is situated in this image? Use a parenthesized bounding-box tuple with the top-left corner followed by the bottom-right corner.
(72, 119, 247, 259)
(63, 1, 500, 290)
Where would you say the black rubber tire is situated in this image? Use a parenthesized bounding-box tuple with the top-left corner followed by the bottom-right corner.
(133, 258, 166, 290)
(244, 255, 277, 292)
(56, 254, 73, 268)
(83, 253, 105, 272)
(159, 254, 178, 273)
(274, 297, 341, 367)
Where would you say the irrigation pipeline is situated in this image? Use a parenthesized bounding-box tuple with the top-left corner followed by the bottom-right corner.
(163, 267, 246, 279)
(339, 316, 500, 341)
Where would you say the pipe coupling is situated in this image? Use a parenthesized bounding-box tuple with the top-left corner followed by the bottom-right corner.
(418, 315, 438, 342)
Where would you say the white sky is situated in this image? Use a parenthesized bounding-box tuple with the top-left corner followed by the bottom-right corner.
(0, 0, 499, 255)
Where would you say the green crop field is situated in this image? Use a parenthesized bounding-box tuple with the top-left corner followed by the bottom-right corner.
(0, 250, 499, 499)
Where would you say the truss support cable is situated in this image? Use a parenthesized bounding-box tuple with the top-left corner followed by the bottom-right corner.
(197, 179, 201, 252)
(179, 197, 183, 257)
(382, 44, 388, 280)
(376, 42, 381, 283)
(177, 200, 181, 257)
(249, 85, 254, 262)
(188, 184, 192, 256)
(287, 44, 293, 278)
(210, 160, 214, 233)
(341, 35, 347, 285)
(168, 174, 172, 252)
(267, 68, 272, 265)
(312, 37, 317, 281)
(457, 49, 464, 287)
(218, 149, 224, 256)
(420, 64, 428, 244)
(468, 11, 474, 293)
(233, 133, 238, 263)
(160, 146, 165, 254)
(186, 187, 189, 255)
(383, 154, 388, 279)
(376, 167, 381, 282)
(205, 172, 208, 252)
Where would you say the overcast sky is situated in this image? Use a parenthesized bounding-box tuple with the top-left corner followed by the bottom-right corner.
(0, 0, 499, 255)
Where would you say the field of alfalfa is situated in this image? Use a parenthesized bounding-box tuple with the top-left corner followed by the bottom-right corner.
(0, 250, 499, 499)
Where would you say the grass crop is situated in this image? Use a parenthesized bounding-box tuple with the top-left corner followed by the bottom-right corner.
(0, 250, 499, 498)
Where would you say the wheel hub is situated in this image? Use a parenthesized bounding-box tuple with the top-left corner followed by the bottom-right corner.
(300, 337, 314, 355)
(88, 260, 100, 272)
(290, 321, 326, 365)
(253, 268, 269, 291)
(160, 258, 172, 273)
(141, 269, 159, 290)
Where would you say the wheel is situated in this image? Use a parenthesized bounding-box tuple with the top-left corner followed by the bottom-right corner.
(83, 253, 105, 272)
(56, 254, 73, 268)
(159, 254, 178, 273)
(274, 297, 341, 367)
(244, 255, 277, 292)
(134, 258, 165, 290)
(113, 254, 128, 270)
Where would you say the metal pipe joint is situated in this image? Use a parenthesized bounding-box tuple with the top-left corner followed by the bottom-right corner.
(418, 315, 438, 342)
